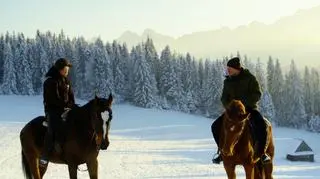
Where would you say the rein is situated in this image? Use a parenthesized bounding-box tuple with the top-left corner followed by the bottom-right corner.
(225, 112, 249, 124)
(90, 108, 113, 151)
(220, 112, 250, 155)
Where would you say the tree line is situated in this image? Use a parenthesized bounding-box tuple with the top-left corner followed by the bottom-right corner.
(0, 30, 319, 132)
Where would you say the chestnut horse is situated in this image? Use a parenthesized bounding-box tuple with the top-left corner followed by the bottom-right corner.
(220, 100, 274, 179)
(20, 94, 113, 179)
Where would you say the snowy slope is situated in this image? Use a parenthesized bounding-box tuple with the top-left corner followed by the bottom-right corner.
(0, 95, 319, 179)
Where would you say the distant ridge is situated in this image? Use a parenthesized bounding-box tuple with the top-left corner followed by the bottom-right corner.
(117, 5, 320, 67)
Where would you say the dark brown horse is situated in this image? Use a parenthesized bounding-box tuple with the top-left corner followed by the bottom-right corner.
(220, 100, 274, 179)
(20, 94, 113, 179)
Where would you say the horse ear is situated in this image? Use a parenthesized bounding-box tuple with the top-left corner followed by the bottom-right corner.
(94, 89, 100, 99)
(108, 93, 113, 101)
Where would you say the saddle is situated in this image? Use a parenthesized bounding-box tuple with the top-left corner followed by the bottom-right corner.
(42, 109, 71, 127)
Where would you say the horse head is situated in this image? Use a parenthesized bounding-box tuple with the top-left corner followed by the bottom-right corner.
(221, 100, 250, 156)
(91, 93, 113, 150)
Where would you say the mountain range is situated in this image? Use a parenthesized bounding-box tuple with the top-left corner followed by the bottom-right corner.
(117, 5, 320, 68)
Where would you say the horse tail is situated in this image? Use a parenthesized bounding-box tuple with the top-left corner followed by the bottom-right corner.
(21, 150, 32, 179)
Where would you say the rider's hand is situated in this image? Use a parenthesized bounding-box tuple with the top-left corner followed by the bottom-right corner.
(64, 107, 71, 111)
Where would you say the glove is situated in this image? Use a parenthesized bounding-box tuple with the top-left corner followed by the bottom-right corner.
(64, 107, 71, 111)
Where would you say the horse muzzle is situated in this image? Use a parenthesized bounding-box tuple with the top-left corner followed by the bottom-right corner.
(100, 140, 109, 150)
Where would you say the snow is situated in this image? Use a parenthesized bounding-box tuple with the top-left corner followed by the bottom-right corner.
(0, 95, 320, 178)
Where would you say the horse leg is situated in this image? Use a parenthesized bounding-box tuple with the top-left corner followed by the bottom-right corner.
(21, 149, 39, 179)
(23, 149, 43, 179)
(264, 162, 273, 179)
(68, 164, 78, 179)
(223, 163, 236, 179)
(254, 162, 263, 179)
(243, 164, 255, 179)
(39, 164, 48, 178)
(87, 159, 98, 179)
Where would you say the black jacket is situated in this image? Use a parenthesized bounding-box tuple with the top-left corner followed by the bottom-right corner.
(43, 66, 75, 113)
(221, 68, 262, 110)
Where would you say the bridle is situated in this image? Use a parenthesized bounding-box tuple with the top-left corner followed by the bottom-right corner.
(221, 111, 250, 155)
(90, 107, 113, 151)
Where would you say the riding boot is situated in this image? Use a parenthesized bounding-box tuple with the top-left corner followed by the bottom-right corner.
(212, 152, 222, 164)
(249, 109, 271, 164)
(258, 131, 271, 164)
(50, 111, 64, 153)
(211, 114, 223, 164)
(40, 129, 54, 166)
(54, 119, 66, 154)
(56, 124, 66, 153)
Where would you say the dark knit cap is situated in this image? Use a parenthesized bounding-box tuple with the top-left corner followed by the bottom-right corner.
(54, 58, 72, 70)
(227, 57, 241, 70)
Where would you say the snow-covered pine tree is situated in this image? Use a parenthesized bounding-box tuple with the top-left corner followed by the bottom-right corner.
(26, 38, 38, 94)
(266, 56, 275, 96)
(174, 54, 188, 112)
(144, 37, 159, 85)
(63, 37, 78, 95)
(91, 38, 112, 98)
(308, 115, 320, 132)
(272, 59, 285, 125)
(0, 35, 5, 84)
(159, 45, 171, 98)
(14, 33, 34, 95)
(209, 60, 224, 116)
(1, 42, 17, 94)
(159, 48, 184, 110)
(181, 53, 197, 113)
(38, 43, 50, 94)
(255, 58, 265, 90)
(303, 66, 313, 118)
(260, 91, 275, 122)
(52, 30, 66, 60)
(242, 55, 254, 71)
(308, 72, 320, 131)
(255, 58, 275, 121)
(310, 69, 320, 116)
(167, 55, 185, 111)
(112, 41, 125, 101)
(73, 37, 87, 98)
(131, 44, 158, 108)
(32, 31, 43, 93)
(43, 31, 55, 65)
(201, 59, 214, 116)
(197, 59, 207, 114)
(119, 43, 131, 101)
(191, 57, 201, 113)
(284, 60, 307, 128)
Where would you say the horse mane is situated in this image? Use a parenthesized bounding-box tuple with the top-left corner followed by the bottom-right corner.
(65, 99, 99, 139)
(68, 99, 96, 121)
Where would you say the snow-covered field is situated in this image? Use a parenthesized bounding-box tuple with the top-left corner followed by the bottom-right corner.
(0, 95, 319, 179)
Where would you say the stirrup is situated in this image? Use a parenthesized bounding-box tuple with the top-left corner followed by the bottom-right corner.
(261, 154, 271, 164)
(39, 158, 48, 166)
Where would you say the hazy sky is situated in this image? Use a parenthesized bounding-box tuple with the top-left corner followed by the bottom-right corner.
(1, 0, 320, 41)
